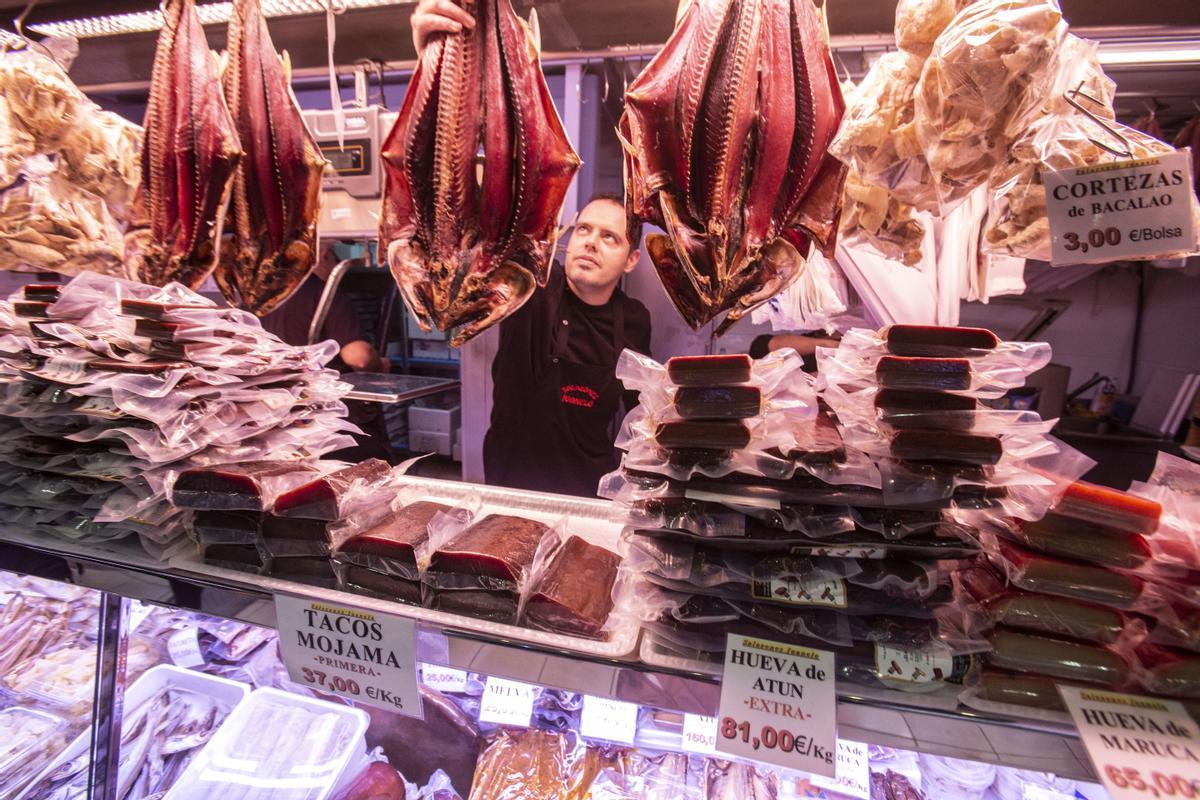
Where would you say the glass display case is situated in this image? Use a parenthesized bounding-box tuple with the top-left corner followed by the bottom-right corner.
(0, 477, 1116, 800)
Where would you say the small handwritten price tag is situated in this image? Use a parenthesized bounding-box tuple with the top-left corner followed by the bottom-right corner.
(715, 634, 838, 776)
(581, 696, 638, 746)
(167, 627, 205, 668)
(422, 664, 468, 694)
(682, 714, 719, 755)
(479, 677, 538, 728)
(1058, 685, 1200, 800)
(275, 594, 422, 718)
(1044, 151, 1197, 265)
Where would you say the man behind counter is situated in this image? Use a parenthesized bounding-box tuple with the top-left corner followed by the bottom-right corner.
(482, 195, 652, 496)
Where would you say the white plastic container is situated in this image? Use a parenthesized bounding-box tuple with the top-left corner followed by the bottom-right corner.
(163, 687, 369, 800)
(16, 664, 250, 800)
(0, 707, 68, 794)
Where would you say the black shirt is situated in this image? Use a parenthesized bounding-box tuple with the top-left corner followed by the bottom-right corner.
(260, 274, 366, 352)
(484, 266, 652, 495)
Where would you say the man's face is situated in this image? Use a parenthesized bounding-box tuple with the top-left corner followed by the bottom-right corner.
(564, 200, 637, 297)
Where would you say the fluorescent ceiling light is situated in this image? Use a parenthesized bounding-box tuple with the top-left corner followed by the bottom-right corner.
(1097, 44, 1200, 66)
(28, 0, 410, 39)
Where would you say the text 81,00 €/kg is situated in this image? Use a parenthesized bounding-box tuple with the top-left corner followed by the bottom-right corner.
(720, 717, 827, 758)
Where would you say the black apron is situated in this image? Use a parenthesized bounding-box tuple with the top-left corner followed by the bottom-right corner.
(485, 282, 626, 497)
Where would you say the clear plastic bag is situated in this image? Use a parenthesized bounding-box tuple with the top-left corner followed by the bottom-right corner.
(1132, 643, 1200, 699)
(624, 495, 856, 541)
(985, 627, 1135, 689)
(333, 495, 476, 582)
(914, 0, 1068, 209)
(840, 169, 929, 266)
(521, 533, 623, 640)
(984, 534, 1150, 611)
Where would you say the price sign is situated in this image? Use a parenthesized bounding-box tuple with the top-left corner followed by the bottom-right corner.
(275, 594, 423, 718)
(812, 740, 871, 800)
(580, 696, 639, 745)
(715, 634, 837, 776)
(421, 664, 468, 694)
(1044, 151, 1197, 265)
(1059, 685, 1200, 800)
(682, 714, 719, 755)
(167, 627, 205, 668)
(479, 677, 538, 728)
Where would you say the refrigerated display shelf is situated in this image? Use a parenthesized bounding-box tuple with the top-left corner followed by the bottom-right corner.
(0, 527, 1099, 783)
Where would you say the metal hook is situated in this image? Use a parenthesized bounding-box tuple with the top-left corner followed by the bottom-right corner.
(1065, 82, 1133, 159)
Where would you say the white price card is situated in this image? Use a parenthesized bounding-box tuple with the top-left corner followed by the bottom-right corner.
(421, 664, 468, 694)
(275, 594, 423, 718)
(581, 696, 639, 746)
(479, 677, 538, 728)
(1058, 685, 1200, 800)
(715, 634, 838, 776)
(682, 714, 719, 755)
(167, 627, 205, 668)
(1044, 150, 1197, 265)
(812, 740, 871, 800)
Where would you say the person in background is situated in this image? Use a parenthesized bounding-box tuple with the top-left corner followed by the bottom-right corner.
(749, 331, 841, 373)
(261, 244, 395, 463)
(483, 194, 653, 497)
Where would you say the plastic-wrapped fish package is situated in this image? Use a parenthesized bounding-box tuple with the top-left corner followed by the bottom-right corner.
(0, 273, 357, 558)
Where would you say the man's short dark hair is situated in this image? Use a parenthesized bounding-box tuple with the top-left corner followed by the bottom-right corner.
(586, 192, 643, 253)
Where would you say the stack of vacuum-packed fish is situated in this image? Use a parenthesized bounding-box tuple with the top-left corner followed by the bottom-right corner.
(182, 460, 626, 640)
(961, 469, 1200, 716)
(603, 338, 1034, 696)
(0, 272, 356, 559)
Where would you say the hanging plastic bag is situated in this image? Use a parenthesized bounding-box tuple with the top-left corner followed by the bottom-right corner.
(914, 0, 1068, 210)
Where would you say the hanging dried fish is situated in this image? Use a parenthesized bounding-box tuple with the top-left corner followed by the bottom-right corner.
(218, 0, 327, 315)
(380, 0, 581, 346)
(621, 0, 846, 333)
(132, 0, 242, 290)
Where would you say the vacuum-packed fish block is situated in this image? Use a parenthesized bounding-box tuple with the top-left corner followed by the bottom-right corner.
(876, 356, 971, 391)
(673, 385, 762, 419)
(172, 460, 319, 511)
(666, 354, 752, 386)
(987, 628, 1131, 687)
(272, 459, 391, 520)
(890, 429, 1003, 465)
(265, 555, 338, 589)
(336, 501, 454, 581)
(22, 285, 62, 302)
(340, 566, 423, 605)
(875, 389, 978, 430)
(428, 589, 520, 624)
(1012, 513, 1152, 571)
(426, 514, 548, 591)
(260, 514, 332, 557)
(1135, 643, 1200, 698)
(189, 509, 261, 545)
(524, 536, 620, 639)
(655, 420, 751, 450)
(203, 543, 265, 572)
(1053, 481, 1162, 534)
(884, 324, 999, 357)
(991, 537, 1145, 610)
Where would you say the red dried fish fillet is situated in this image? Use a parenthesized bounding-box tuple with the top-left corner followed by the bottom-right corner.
(380, 0, 581, 346)
(622, 0, 846, 332)
(173, 460, 318, 511)
(338, 501, 454, 580)
(272, 459, 391, 520)
(133, 0, 242, 290)
(218, 0, 327, 315)
(524, 536, 621, 638)
(428, 514, 547, 586)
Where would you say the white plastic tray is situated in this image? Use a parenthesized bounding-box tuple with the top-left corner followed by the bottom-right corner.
(163, 687, 369, 800)
(170, 476, 640, 659)
(16, 664, 251, 800)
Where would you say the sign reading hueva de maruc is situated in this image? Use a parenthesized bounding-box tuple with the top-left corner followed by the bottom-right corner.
(275, 593, 423, 718)
(1043, 150, 1197, 265)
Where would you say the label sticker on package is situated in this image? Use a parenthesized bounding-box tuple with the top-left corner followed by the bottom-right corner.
(682, 714, 719, 755)
(1058, 685, 1200, 800)
(421, 664, 468, 694)
(808, 546, 884, 559)
(167, 627, 205, 668)
(751, 571, 847, 608)
(479, 677, 538, 728)
(812, 740, 871, 800)
(1044, 151, 1197, 265)
(581, 696, 638, 745)
(715, 634, 837, 776)
(275, 594, 423, 718)
(874, 644, 958, 685)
